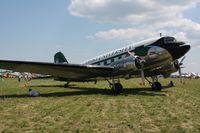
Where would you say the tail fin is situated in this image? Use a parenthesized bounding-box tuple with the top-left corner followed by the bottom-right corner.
(54, 52, 68, 64)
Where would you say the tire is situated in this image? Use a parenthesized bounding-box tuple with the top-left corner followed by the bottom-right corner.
(151, 82, 162, 91)
(113, 83, 123, 94)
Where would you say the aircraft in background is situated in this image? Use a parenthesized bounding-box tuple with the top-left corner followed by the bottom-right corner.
(0, 36, 190, 94)
(171, 72, 200, 79)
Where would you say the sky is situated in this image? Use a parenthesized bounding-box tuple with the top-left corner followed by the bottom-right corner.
(0, 0, 200, 73)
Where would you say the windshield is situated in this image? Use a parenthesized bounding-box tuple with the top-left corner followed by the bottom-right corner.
(164, 37, 176, 43)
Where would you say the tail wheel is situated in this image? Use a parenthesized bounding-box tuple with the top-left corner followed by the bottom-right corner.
(151, 82, 162, 91)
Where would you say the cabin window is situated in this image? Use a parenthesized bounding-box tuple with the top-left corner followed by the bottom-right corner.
(122, 54, 126, 58)
(97, 63, 100, 66)
(111, 58, 114, 62)
(107, 60, 111, 64)
(118, 56, 122, 60)
(125, 53, 129, 57)
(104, 61, 107, 65)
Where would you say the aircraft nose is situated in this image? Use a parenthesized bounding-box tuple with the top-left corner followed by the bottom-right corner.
(171, 44, 191, 60)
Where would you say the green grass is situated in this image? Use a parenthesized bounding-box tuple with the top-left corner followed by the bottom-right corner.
(0, 78, 200, 133)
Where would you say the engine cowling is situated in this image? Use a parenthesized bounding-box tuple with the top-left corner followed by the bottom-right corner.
(111, 56, 142, 73)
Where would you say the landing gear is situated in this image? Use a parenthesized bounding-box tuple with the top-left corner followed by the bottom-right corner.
(106, 78, 123, 95)
(64, 81, 70, 88)
(146, 76, 162, 91)
(112, 83, 123, 94)
(151, 82, 162, 91)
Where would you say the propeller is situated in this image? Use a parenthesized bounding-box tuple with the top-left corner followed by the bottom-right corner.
(179, 56, 185, 66)
(140, 63, 145, 85)
(178, 65, 183, 83)
(127, 51, 146, 85)
(175, 56, 186, 84)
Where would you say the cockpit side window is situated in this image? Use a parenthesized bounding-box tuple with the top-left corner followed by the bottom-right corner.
(164, 37, 176, 43)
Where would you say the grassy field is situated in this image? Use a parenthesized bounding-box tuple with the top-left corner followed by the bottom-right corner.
(0, 78, 200, 133)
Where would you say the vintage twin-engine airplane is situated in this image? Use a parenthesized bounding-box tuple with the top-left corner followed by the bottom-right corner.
(0, 36, 190, 94)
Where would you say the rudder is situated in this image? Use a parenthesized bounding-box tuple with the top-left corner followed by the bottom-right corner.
(54, 52, 68, 64)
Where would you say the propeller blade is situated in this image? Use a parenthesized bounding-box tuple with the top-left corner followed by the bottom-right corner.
(178, 67, 183, 84)
(178, 56, 187, 84)
(140, 64, 145, 86)
(127, 51, 135, 57)
(140, 69, 145, 85)
(127, 51, 146, 85)
(180, 56, 186, 64)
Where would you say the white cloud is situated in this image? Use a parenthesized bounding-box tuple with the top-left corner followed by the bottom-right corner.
(174, 32, 189, 42)
(68, 0, 200, 47)
(94, 28, 158, 40)
(86, 35, 95, 40)
(68, 0, 199, 23)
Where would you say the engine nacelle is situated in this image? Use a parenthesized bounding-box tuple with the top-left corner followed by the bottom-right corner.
(111, 56, 141, 74)
(154, 62, 178, 75)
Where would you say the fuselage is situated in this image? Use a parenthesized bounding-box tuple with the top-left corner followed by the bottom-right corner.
(83, 36, 190, 78)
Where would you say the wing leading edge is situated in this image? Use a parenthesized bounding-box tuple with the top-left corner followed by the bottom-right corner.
(0, 60, 114, 80)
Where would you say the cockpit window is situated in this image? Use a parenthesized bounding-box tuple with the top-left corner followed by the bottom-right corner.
(164, 37, 176, 43)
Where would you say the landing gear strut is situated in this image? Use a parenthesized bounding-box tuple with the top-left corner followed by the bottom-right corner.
(64, 81, 70, 88)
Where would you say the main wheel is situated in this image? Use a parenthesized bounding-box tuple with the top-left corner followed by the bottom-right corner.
(151, 82, 162, 91)
(112, 83, 123, 94)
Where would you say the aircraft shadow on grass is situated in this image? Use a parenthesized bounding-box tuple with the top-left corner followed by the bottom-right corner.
(1, 84, 173, 99)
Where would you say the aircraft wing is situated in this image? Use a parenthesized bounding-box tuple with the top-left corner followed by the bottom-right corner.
(0, 60, 114, 80)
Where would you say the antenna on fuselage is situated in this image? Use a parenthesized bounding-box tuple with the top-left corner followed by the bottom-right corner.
(159, 33, 162, 37)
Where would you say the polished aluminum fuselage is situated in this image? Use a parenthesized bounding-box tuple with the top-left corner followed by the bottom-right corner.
(82, 36, 190, 80)
(109, 46, 176, 78)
